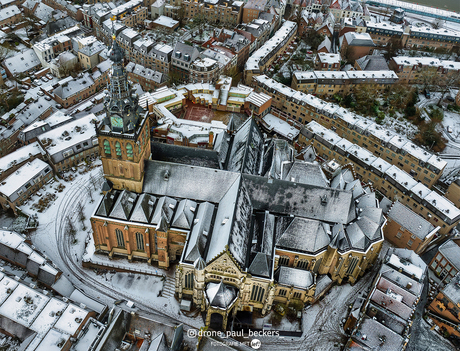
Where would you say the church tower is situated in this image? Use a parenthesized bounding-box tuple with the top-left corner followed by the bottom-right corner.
(97, 36, 151, 193)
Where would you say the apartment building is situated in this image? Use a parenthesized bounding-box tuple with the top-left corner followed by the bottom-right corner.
(446, 178, 460, 208)
(346, 248, 426, 351)
(364, 20, 404, 46)
(292, 70, 398, 96)
(300, 121, 459, 236)
(78, 40, 105, 70)
(170, 42, 200, 82)
(189, 57, 221, 83)
(38, 114, 100, 173)
(212, 30, 251, 68)
(253, 75, 446, 187)
(51, 73, 99, 107)
(244, 20, 297, 85)
(428, 273, 460, 337)
(237, 18, 271, 53)
(385, 201, 439, 254)
(183, 0, 244, 26)
(339, 32, 376, 61)
(429, 239, 460, 286)
(404, 25, 460, 50)
(0, 159, 53, 215)
(0, 4, 21, 27)
(2, 49, 41, 78)
(125, 62, 166, 91)
(242, 0, 267, 23)
(315, 53, 341, 71)
(389, 56, 460, 84)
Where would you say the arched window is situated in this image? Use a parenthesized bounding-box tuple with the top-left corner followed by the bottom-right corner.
(185, 272, 194, 289)
(103, 140, 111, 155)
(115, 141, 122, 157)
(250, 285, 265, 302)
(135, 232, 144, 251)
(278, 256, 290, 267)
(297, 259, 309, 270)
(126, 143, 133, 160)
(115, 229, 124, 248)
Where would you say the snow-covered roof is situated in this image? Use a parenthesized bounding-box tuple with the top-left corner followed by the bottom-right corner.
(53, 303, 88, 335)
(153, 15, 178, 28)
(245, 21, 297, 71)
(387, 201, 437, 239)
(0, 5, 20, 21)
(39, 114, 99, 156)
(4, 49, 41, 75)
(262, 113, 299, 140)
(0, 142, 45, 173)
(0, 158, 50, 197)
(0, 283, 49, 326)
(276, 266, 314, 289)
(317, 52, 341, 64)
(438, 239, 460, 271)
(387, 253, 424, 280)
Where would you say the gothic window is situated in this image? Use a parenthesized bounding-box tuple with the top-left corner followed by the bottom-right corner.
(346, 256, 360, 275)
(115, 229, 125, 248)
(115, 141, 122, 157)
(279, 289, 287, 297)
(185, 272, 194, 289)
(126, 143, 133, 160)
(297, 259, 309, 270)
(278, 256, 290, 266)
(103, 140, 111, 155)
(250, 285, 265, 303)
(136, 232, 144, 251)
(293, 292, 302, 299)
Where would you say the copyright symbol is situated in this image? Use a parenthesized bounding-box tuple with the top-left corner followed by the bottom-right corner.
(187, 329, 197, 338)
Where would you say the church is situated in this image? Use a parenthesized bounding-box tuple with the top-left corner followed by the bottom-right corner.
(90, 39, 386, 330)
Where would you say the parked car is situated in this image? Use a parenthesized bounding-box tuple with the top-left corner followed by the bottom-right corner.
(37, 91, 44, 96)
(46, 74, 53, 80)
(424, 89, 431, 99)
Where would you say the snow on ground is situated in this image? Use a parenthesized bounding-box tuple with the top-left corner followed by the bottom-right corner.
(18, 161, 204, 329)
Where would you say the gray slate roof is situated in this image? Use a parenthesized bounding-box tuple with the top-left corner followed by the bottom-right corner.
(387, 201, 436, 239)
(275, 266, 314, 289)
(109, 190, 137, 220)
(438, 239, 460, 270)
(355, 55, 389, 71)
(276, 218, 330, 254)
(248, 252, 271, 278)
(206, 282, 237, 309)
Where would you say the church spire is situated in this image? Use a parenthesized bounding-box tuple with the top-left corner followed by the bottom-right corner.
(103, 35, 144, 134)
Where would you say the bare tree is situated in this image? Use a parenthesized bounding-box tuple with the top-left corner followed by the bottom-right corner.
(435, 71, 460, 106)
(432, 18, 445, 29)
(67, 217, 76, 240)
(76, 201, 86, 230)
(87, 186, 94, 202)
(89, 174, 99, 191)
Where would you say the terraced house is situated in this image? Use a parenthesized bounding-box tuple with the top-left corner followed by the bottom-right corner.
(252, 75, 446, 187)
(183, 0, 244, 26)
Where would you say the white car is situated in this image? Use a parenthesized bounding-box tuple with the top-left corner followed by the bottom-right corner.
(37, 91, 44, 96)
(46, 74, 53, 80)
(41, 77, 48, 82)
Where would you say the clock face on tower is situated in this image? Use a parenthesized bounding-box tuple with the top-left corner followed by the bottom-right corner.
(111, 116, 123, 129)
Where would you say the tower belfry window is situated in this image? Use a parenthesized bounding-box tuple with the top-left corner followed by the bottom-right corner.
(126, 143, 133, 160)
(103, 140, 111, 155)
(115, 141, 122, 157)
